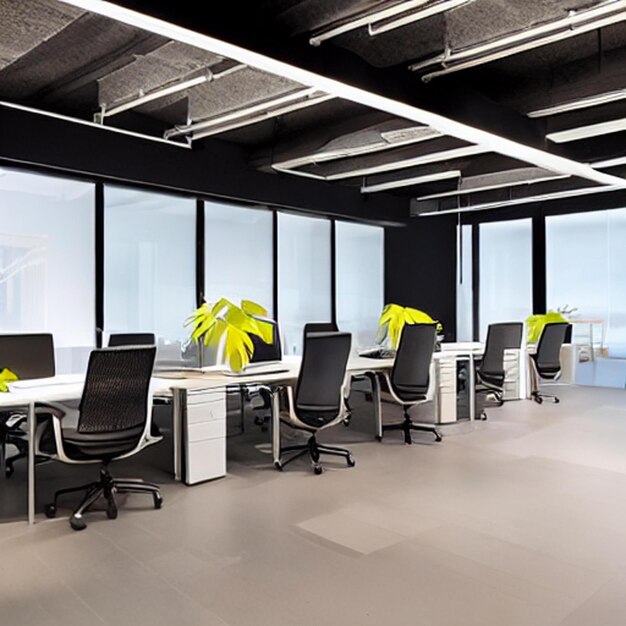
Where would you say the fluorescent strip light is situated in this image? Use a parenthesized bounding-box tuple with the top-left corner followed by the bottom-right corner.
(274, 127, 442, 170)
(0, 100, 190, 148)
(60, 0, 626, 189)
(98, 72, 211, 120)
(419, 184, 622, 216)
(361, 169, 461, 193)
(191, 94, 334, 140)
(417, 173, 570, 200)
(548, 118, 626, 143)
(412, 0, 626, 80)
(528, 88, 626, 118)
(593, 155, 626, 168)
(275, 145, 487, 181)
(310, 0, 430, 46)
(368, 0, 471, 36)
(166, 87, 322, 138)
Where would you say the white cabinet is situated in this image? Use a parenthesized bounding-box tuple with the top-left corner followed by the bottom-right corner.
(183, 388, 226, 485)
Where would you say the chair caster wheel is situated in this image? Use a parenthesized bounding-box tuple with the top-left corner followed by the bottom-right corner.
(342, 418, 351, 427)
(435, 434, 443, 443)
(375, 435, 383, 442)
(554, 398, 560, 404)
(5, 465, 14, 478)
(44, 504, 56, 519)
(346, 455, 356, 467)
(153, 494, 163, 510)
(274, 461, 283, 472)
(534, 396, 543, 404)
(70, 516, 87, 531)
(106, 504, 118, 519)
(313, 464, 323, 475)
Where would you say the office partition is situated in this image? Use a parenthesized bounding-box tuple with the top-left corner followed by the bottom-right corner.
(335, 221, 384, 350)
(479, 219, 532, 340)
(0, 168, 95, 372)
(104, 185, 196, 348)
(278, 212, 332, 355)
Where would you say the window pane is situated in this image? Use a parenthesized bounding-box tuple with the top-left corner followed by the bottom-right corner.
(278, 212, 331, 355)
(456, 224, 473, 342)
(607, 209, 626, 358)
(0, 168, 95, 373)
(479, 219, 532, 340)
(335, 221, 383, 350)
(204, 201, 273, 315)
(104, 186, 196, 355)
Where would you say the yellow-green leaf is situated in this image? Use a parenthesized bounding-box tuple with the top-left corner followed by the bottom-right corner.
(0, 368, 18, 393)
(241, 300, 268, 317)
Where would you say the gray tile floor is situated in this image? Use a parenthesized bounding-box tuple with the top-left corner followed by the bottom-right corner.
(2, 385, 626, 625)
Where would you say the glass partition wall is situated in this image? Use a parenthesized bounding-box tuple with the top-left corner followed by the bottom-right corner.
(0, 168, 95, 373)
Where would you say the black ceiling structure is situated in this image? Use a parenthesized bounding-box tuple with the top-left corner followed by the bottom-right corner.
(2, 0, 626, 219)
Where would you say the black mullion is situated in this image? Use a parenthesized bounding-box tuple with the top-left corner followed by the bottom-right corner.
(471, 223, 480, 342)
(330, 219, 337, 326)
(95, 182, 104, 348)
(272, 210, 279, 322)
(532, 214, 546, 314)
(196, 199, 205, 307)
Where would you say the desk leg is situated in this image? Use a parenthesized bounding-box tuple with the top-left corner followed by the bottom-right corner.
(366, 372, 382, 440)
(28, 401, 35, 525)
(171, 388, 184, 482)
(271, 389, 281, 467)
(468, 355, 476, 422)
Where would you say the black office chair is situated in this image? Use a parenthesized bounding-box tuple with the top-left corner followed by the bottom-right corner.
(530, 322, 570, 404)
(376, 323, 442, 444)
(108, 333, 156, 347)
(275, 331, 353, 475)
(475, 322, 523, 419)
(244, 318, 282, 431)
(0, 333, 56, 477)
(40, 346, 163, 531)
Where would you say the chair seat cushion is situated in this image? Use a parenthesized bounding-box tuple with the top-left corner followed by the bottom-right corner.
(62, 426, 145, 459)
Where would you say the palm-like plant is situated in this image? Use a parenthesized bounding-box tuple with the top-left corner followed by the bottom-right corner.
(186, 298, 274, 372)
(0, 368, 18, 393)
(377, 303, 442, 349)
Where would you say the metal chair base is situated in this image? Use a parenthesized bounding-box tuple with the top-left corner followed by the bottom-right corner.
(380, 412, 443, 444)
(531, 391, 560, 405)
(45, 464, 162, 530)
(274, 434, 355, 475)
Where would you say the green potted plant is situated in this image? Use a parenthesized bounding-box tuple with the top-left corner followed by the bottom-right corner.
(525, 310, 569, 344)
(377, 303, 442, 350)
(185, 298, 274, 372)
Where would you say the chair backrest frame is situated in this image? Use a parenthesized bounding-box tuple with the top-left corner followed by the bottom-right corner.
(479, 322, 523, 379)
(535, 322, 570, 373)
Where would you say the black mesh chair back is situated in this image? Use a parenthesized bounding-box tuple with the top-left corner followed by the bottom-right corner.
(295, 332, 351, 427)
(0, 333, 55, 379)
(302, 322, 338, 349)
(479, 323, 523, 381)
(390, 324, 436, 401)
(535, 323, 570, 375)
(77, 347, 156, 438)
(108, 333, 156, 347)
(250, 318, 282, 363)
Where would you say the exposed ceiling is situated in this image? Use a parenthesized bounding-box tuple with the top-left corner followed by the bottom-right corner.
(2, 0, 626, 216)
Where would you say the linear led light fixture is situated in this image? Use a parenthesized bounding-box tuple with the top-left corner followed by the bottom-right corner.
(60, 0, 626, 189)
(309, 0, 470, 46)
(96, 71, 211, 122)
(275, 145, 487, 181)
(0, 99, 190, 148)
(528, 88, 626, 118)
(190, 93, 334, 140)
(593, 155, 626, 168)
(273, 127, 442, 170)
(547, 117, 626, 143)
(417, 172, 570, 201)
(419, 184, 622, 216)
(412, 0, 626, 81)
(165, 87, 324, 139)
(361, 169, 461, 193)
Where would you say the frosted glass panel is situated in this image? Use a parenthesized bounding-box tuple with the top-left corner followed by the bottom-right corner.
(479, 219, 532, 340)
(278, 213, 331, 355)
(456, 224, 473, 342)
(335, 222, 384, 350)
(0, 168, 95, 373)
(607, 209, 626, 357)
(104, 186, 196, 351)
(204, 202, 273, 314)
